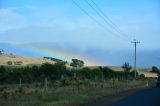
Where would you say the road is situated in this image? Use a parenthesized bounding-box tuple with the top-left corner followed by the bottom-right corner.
(83, 87, 160, 106)
(111, 87, 160, 106)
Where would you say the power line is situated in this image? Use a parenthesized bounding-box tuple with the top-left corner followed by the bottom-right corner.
(84, 0, 110, 25)
(89, 0, 132, 40)
(85, 0, 125, 39)
(71, 0, 127, 41)
(71, 0, 107, 30)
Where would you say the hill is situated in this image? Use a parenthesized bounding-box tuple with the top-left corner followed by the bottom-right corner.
(0, 53, 56, 66)
(0, 50, 157, 77)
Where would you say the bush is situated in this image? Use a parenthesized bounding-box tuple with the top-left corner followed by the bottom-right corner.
(2, 92, 10, 100)
(7, 61, 12, 65)
(0, 63, 145, 84)
(151, 66, 159, 73)
(61, 77, 70, 86)
(139, 74, 145, 78)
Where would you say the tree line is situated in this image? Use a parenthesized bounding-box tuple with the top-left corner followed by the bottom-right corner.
(0, 62, 146, 84)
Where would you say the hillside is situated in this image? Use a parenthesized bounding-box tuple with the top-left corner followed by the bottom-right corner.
(0, 51, 156, 77)
(0, 54, 56, 66)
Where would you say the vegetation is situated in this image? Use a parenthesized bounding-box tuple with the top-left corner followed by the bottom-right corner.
(122, 62, 132, 73)
(0, 50, 4, 55)
(70, 59, 84, 67)
(0, 63, 144, 84)
(151, 66, 160, 74)
(7, 61, 13, 65)
(151, 66, 159, 73)
(43, 56, 67, 64)
(0, 62, 155, 106)
(0, 78, 153, 106)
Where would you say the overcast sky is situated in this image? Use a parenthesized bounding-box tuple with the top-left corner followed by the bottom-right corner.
(0, 0, 160, 66)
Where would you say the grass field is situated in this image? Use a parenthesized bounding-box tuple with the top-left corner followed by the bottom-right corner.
(0, 79, 155, 106)
(0, 54, 56, 66)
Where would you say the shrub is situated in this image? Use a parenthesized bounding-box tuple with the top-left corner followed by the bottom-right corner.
(139, 74, 145, 78)
(2, 92, 10, 100)
(151, 66, 159, 73)
(7, 61, 12, 65)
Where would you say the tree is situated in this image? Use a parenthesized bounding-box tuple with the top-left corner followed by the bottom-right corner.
(0, 66, 7, 82)
(151, 66, 160, 76)
(151, 66, 159, 73)
(0, 50, 4, 55)
(40, 63, 67, 80)
(122, 62, 132, 73)
(7, 61, 12, 65)
(0, 66, 6, 74)
(70, 59, 84, 67)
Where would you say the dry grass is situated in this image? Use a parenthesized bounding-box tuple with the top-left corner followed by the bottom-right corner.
(0, 79, 154, 106)
(0, 54, 55, 66)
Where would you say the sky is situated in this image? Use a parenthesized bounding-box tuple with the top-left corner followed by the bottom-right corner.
(0, 0, 160, 67)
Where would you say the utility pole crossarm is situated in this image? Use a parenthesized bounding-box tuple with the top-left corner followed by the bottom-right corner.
(131, 39, 140, 78)
(131, 39, 140, 44)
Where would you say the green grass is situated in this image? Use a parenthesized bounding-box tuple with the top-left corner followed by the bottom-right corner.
(0, 79, 154, 106)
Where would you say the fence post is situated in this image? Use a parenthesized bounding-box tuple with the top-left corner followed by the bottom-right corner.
(19, 78, 22, 88)
(45, 77, 48, 92)
(146, 81, 149, 87)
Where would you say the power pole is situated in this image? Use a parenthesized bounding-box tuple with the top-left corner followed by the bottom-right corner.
(131, 39, 140, 78)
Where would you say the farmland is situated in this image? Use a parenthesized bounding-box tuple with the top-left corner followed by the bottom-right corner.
(0, 62, 156, 106)
(0, 53, 157, 106)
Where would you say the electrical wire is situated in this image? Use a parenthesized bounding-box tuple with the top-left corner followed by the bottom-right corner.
(89, 0, 132, 40)
(71, 0, 128, 41)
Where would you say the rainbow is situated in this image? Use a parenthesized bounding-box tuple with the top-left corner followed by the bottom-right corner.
(18, 44, 100, 66)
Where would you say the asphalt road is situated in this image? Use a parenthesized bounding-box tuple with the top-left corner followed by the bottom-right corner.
(83, 87, 160, 106)
(111, 87, 160, 106)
